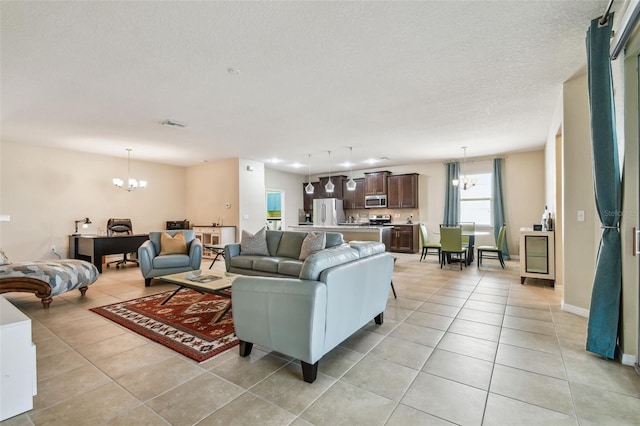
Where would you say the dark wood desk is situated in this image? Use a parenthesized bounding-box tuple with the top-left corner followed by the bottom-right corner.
(68, 234, 149, 273)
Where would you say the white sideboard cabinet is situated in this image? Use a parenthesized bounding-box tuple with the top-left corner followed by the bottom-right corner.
(0, 296, 37, 421)
(519, 228, 555, 287)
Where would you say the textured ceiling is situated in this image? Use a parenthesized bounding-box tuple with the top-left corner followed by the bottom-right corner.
(0, 1, 617, 174)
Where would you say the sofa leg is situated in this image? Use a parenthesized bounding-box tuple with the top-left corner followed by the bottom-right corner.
(301, 361, 318, 383)
(145, 278, 152, 287)
(374, 312, 384, 325)
(239, 340, 253, 357)
(79, 286, 88, 296)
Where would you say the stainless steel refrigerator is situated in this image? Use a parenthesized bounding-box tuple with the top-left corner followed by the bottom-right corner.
(312, 198, 345, 226)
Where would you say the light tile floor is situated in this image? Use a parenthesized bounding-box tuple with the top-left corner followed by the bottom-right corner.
(2, 253, 640, 425)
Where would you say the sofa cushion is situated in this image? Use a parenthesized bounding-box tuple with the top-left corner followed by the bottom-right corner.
(299, 232, 326, 260)
(152, 254, 190, 269)
(325, 233, 345, 248)
(252, 257, 281, 274)
(278, 259, 304, 277)
(159, 232, 188, 255)
(276, 231, 307, 259)
(300, 246, 359, 281)
(230, 255, 257, 270)
(265, 231, 284, 257)
(349, 241, 385, 258)
(241, 227, 270, 256)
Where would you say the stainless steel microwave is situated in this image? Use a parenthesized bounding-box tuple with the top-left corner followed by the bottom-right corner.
(365, 195, 387, 208)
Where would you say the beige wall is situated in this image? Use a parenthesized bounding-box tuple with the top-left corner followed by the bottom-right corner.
(561, 73, 599, 315)
(0, 142, 186, 261)
(186, 158, 240, 230)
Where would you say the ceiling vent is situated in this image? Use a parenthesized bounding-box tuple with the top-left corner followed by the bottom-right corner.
(160, 119, 187, 128)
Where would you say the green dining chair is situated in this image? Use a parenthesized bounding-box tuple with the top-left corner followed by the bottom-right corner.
(458, 222, 475, 249)
(477, 224, 507, 268)
(439, 226, 468, 270)
(419, 224, 441, 263)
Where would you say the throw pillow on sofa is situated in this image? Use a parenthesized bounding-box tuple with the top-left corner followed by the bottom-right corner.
(241, 227, 270, 256)
(159, 232, 188, 255)
(299, 232, 326, 260)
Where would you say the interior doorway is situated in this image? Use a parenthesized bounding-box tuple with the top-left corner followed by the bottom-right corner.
(266, 189, 284, 231)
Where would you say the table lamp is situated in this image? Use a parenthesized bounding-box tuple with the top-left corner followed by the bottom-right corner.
(73, 217, 92, 236)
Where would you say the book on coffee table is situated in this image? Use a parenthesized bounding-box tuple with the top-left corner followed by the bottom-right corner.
(186, 275, 222, 283)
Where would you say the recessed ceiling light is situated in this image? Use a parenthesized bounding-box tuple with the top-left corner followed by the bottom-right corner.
(228, 68, 241, 76)
(160, 119, 187, 128)
(290, 162, 304, 168)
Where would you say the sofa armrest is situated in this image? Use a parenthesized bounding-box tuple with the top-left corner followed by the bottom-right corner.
(188, 238, 203, 269)
(138, 240, 157, 277)
(232, 276, 327, 364)
(224, 243, 241, 271)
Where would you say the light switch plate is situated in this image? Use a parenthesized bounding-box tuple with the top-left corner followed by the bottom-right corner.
(577, 210, 585, 222)
(0, 215, 10, 222)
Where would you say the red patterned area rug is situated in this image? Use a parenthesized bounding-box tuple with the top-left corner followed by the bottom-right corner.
(90, 289, 238, 362)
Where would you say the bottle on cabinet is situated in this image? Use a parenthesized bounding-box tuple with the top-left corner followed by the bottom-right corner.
(541, 205, 553, 231)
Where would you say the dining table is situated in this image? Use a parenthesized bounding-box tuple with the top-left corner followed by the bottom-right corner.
(436, 230, 490, 266)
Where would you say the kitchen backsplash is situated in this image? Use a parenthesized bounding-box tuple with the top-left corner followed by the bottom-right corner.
(344, 208, 420, 224)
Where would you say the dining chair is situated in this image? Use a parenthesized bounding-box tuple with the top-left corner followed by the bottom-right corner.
(419, 224, 441, 263)
(439, 226, 468, 270)
(477, 224, 507, 268)
(458, 222, 475, 249)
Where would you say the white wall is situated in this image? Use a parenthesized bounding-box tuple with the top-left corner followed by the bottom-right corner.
(0, 142, 186, 261)
(238, 159, 266, 236)
(265, 168, 304, 229)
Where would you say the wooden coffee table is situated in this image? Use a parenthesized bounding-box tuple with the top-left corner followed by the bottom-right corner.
(159, 271, 240, 306)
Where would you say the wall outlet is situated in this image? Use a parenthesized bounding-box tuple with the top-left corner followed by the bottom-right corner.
(394, 213, 400, 218)
(577, 210, 585, 222)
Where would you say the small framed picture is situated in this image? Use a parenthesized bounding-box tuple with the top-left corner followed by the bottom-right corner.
(533, 224, 543, 231)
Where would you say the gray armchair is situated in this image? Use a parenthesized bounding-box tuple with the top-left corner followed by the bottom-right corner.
(138, 230, 202, 286)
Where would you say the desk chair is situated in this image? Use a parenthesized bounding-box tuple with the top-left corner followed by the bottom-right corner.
(419, 224, 441, 263)
(440, 226, 468, 270)
(478, 224, 507, 268)
(106, 218, 139, 269)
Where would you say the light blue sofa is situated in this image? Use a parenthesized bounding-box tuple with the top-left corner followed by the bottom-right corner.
(138, 230, 202, 287)
(231, 241, 394, 383)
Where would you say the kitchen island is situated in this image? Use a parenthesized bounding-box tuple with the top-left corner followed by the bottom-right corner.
(288, 225, 392, 251)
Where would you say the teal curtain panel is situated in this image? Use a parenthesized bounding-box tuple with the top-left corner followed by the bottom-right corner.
(585, 13, 623, 359)
(443, 162, 460, 226)
(491, 158, 510, 260)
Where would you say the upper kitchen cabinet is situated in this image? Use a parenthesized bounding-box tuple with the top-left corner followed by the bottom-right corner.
(302, 182, 319, 211)
(317, 175, 347, 199)
(342, 178, 365, 209)
(364, 171, 390, 196)
(388, 173, 419, 209)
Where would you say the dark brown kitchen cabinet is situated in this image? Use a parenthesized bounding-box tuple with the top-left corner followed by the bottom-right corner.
(390, 225, 419, 253)
(302, 182, 319, 211)
(342, 178, 365, 209)
(388, 173, 419, 209)
(317, 175, 347, 199)
(364, 171, 390, 196)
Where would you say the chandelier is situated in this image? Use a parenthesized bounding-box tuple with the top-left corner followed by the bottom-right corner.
(325, 150, 334, 193)
(113, 149, 147, 192)
(346, 147, 356, 191)
(305, 154, 314, 194)
(452, 146, 476, 190)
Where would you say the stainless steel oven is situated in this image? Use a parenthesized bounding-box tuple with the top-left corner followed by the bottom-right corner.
(365, 195, 387, 208)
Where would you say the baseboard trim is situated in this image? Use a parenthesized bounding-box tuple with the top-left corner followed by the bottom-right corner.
(561, 302, 590, 318)
(621, 353, 637, 366)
